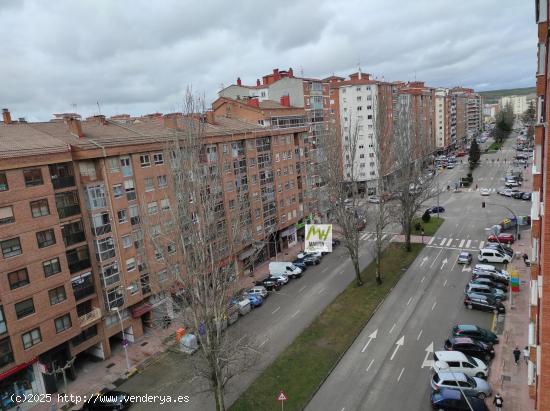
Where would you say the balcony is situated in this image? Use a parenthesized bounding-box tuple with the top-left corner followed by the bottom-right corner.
(92, 223, 111, 236)
(63, 231, 86, 247)
(52, 175, 76, 190)
(78, 307, 102, 327)
(68, 258, 91, 274)
(57, 204, 81, 219)
(73, 283, 96, 301)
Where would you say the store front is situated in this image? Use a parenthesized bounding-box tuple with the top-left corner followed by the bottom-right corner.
(280, 226, 297, 250)
(0, 361, 45, 410)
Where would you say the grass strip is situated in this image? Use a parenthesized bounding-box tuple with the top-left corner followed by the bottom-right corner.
(230, 243, 424, 411)
(411, 216, 444, 236)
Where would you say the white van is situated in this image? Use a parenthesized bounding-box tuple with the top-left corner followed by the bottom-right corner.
(433, 351, 488, 378)
(269, 262, 303, 279)
(478, 248, 512, 264)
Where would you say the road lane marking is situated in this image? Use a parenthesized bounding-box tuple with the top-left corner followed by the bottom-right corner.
(422, 342, 435, 368)
(407, 297, 412, 305)
(428, 237, 435, 245)
(443, 279, 448, 287)
(431, 301, 437, 311)
(321, 267, 328, 273)
(439, 238, 446, 246)
(361, 329, 378, 353)
(397, 367, 405, 382)
(317, 287, 326, 295)
(259, 338, 269, 348)
(390, 336, 405, 360)
(479, 240, 484, 249)
(361, 233, 369, 240)
(421, 276, 425, 283)
(430, 248, 444, 268)
(459, 239, 465, 248)
(291, 310, 300, 318)
(446, 238, 453, 247)
(389, 323, 396, 334)
(466, 239, 472, 248)
(299, 285, 306, 293)
(366, 359, 375, 372)
(271, 307, 281, 315)
(417, 329, 423, 341)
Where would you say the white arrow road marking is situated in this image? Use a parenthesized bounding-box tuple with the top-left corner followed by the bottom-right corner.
(259, 338, 269, 348)
(419, 256, 428, 267)
(479, 241, 484, 249)
(459, 239, 465, 248)
(440, 258, 448, 270)
(397, 367, 405, 382)
(439, 238, 446, 246)
(417, 329, 423, 341)
(291, 310, 300, 318)
(361, 329, 378, 353)
(389, 323, 396, 334)
(421, 342, 435, 368)
(446, 238, 453, 247)
(430, 249, 444, 268)
(366, 358, 375, 372)
(390, 336, 405, 360)
(462, 265, 472, 272)
(271, 307, 281, 315)
(466, 239, 472, 248)
(431, 300, 437, 311)
(428, 237, 435, 245)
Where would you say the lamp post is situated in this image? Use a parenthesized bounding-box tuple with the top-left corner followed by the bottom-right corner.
(436, 361, 475, 411)
(111, 306, 131, 372)
(483, 202, 520, 241)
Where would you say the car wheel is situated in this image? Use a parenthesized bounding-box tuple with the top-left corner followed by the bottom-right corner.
(482, 259, 488, 263)
(476, 372, 486, 378)
(477, 393, 487, 400)
(467, 304, 473, 310)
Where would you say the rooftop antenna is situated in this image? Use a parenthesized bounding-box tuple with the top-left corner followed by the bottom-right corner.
(71, 103, 77, 114)
(96, 101, 101, 116)
(300, 66, 304, 77)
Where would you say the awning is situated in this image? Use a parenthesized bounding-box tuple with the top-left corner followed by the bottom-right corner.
(131, 303, 153, 318)
(0, 358, 37, 381)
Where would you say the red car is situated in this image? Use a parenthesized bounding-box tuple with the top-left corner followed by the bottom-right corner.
(487, 233, 515, 244)
(456, 151, 466, 157)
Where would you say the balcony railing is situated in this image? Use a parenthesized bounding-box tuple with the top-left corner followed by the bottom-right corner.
(63, 231, 86, 247)
(73, 283, 96, 301)
(78, 307, 102, 327)
(57, 204, 81, 219)
(68, 258, 91, 274)
(96, 249, 116, 262)
(52, 175, 75, 190)
(92, 223, 111, 236)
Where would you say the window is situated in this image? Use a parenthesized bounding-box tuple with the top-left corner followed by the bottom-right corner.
(23, 168, 43, 187)
(158, 270, 168, 282)
(126, 257, 136, 272)
(30, 199, 50, 218)
(37, 229, 56, 248)
(124, 180, 136, 201)
(107, 157, 120, 173)
(167, 243, 176, 254)
(0, 173, 7, 191)
(112, 184, 123, 198)
(54, 314, 72, 333)
(147, 202, 158, 215)
(8, 269, 29, 290)
(0, 338, 12, 366)
(117, 209, 127, 224)
(15, 299, 35, 319)
(129, 205, 139, 225)
(22, 328, 41, 349)
(1, 238, 21, 258)
(144, 177, 154, 192)
(357, 106, 362, 111)
(121, 235, 132, 248)
(153, 153, 164, 165)
(85, 184, 107, 209)
(120, 156, 132, 177)
(48, 286, 67, 305)
(160, 198, 170, 211)
(155, 249, 163, 261)
(0, 206, 14, 225)
(139, 154, 151, 167)
(357, 96, 362, 102)
(151, 224, 161, 237)
(157, 175, 167, 188)
(43, 257, 61, 277)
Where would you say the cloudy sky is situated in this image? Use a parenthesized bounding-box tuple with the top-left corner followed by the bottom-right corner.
(0, 0, 536, 121)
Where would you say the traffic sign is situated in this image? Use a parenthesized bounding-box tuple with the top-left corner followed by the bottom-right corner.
(277, 390, 287, 401)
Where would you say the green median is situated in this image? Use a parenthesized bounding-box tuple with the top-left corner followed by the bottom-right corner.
(412, 216, 444, 236)
(229, 243, 424, 411)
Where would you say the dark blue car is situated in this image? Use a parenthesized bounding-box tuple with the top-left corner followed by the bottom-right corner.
(428, 206, 445, 214)
(246, 293, 263, 308)
(431, 388, 488, 411)
(292, 259, 308, 270)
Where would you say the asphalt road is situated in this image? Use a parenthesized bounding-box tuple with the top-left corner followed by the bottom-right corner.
(306, 135, 532, 411)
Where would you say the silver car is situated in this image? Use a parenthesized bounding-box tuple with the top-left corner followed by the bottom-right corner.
(431, 372, 492, 399)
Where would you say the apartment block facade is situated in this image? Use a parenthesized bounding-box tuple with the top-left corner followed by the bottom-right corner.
(530, 0, 549, 409)
(0, 109, 308, 405)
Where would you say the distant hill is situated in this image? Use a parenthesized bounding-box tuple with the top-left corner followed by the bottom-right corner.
(479, 87, 536, 104)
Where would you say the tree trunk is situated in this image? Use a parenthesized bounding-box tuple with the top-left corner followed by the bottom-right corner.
(375, 251, 382, 285)
(352, 256, 363, 287)
(213, 368, 225, 411)
(404, 224, 412, 252)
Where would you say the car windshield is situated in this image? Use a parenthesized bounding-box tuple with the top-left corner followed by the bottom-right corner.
(466, 375, 476, 386)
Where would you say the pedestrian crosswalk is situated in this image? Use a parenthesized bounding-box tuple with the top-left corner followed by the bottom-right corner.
(359, 232, 397, 241)
(427, 236, 486, 251)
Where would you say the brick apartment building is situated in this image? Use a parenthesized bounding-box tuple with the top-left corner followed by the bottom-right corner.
(219, 68, 331, 217)
(0, 108, 308, 405)
(530, 0, 549, 408)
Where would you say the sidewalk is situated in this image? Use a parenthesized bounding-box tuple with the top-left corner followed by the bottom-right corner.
(487, 229, 534, 411)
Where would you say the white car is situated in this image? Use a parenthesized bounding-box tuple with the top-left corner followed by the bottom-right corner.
(297, 251, 322, 260)
(480, 188, 491, 196)
(368, 195, 380, 204)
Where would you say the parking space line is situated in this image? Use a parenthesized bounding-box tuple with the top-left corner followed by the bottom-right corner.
(459, 239, 465, 248)
(446, 238, 453, 247)
(271, 307, 281, 315)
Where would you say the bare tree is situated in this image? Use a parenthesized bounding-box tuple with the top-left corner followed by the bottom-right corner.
(140, 90, 258, 411)
(317, 113, 365, 286)
(392, 93, 436, 252)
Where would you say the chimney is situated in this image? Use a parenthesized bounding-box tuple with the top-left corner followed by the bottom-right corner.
(280, 95, 290, 107)
(273, 68, 280, 81)
(256, 79, 261, 86)
(66, 116, 84, 138)
(248, 98, 260, 108)
(94, 114, 107, 125)
(288, 67, 293, 77)
(163, 113, 178, 129)
(237, 77, 242, 86)
(205, 110, 215, 124)
(2, 109, 12, 124)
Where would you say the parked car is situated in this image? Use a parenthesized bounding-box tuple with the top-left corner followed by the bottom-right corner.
(480, 188, 491, 196)
(487, 233, 514, 244)
(504, 180, 520, 188)
(478, 248, 512, 264)
(444, 336, 495, 362)
(83, 391, 133, 411)
(427, 206, 445, 214)
(457, 252, 472, 264)
(498, 188, 518, 197)
(469, 277, 508, 292)
(298, 255, 320, 266)
(465, 284, 505, 301)
(473, 272, 510, 287)
(292, 259, 307, 270)
(433, 351, 489, 378)
(451, 325, 499, 345)
(245, 293, 263, 308)
(431, 372, 492, 399)
(269, 262, 302, 279)
(446, 163, 455, 169)
(464, 293, 506, 315)
(248, 286, 268, 299)
(522, 192, 532, 201)
(255, 278, 280, 291)
(267, 274, 289, 286)
(484, 243, 514, 257)
(430, 388, 489, 410)
(368, 195, 381, 204)
(297, 251, 322, 260)
(512, 191, 524, 199)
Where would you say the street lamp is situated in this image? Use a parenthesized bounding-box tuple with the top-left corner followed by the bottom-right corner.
(111, 306, 132, 373)
(482, 201, 520, 240)
(435, 361, 475, 411)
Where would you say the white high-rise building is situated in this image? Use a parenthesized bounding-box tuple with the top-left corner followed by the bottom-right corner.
(499, 95, 528, 116)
